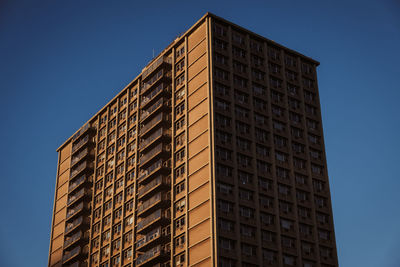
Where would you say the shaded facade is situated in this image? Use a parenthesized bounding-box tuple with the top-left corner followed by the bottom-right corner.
(48, 13, 338, 267)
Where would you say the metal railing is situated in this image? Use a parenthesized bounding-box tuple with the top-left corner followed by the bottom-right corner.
(140, 98, 165, 121)
(142, 56, 171, 79)
(72, 122, 90, 141)
(62, 246, 81, 263)
(139, 144, 169, 165)
(64, 231, 82, 248)
(139, 128, 170, 150)
(140, 113, 168, 135)
(66, 202, 84, 220)
(72, 135, 89, 154)
(136, 209, 162, 231)
(136, 227, 161, 249)
(71, 148, 88, 166)
(141, 83, 170, 108)
(68, 175, 86, 193)
(70, 161, 87, 179)
(67, 188, 85, 205)
(138, 175, 166, 197)
(136, 245, 163, 265)
(137, 193, 163, 214)
(65, 216, 83, 234)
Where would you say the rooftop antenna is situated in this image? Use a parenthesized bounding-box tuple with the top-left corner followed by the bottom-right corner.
(152, 49, 155, 59)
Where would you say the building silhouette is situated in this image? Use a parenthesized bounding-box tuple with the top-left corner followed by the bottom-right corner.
(48, 12, 338, 267)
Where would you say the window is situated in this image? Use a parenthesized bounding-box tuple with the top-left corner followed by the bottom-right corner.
(175, 88, 185, 102)
(175, 182, 185, 194)
(237, 138, 251, 150)
(268, 47, 280, 60)
(215, 68, 229, 80)
(216, 146, 232, 161)
(176, 73, 185, 87)
(236, 121, 250, 134)
(112, 239, 121, 251)
(282, 236, 295, 248)
(256, 145, 269, 157)
(260, 213, 274, 225)
(257, 160, 270, 173)
(123, 247, 132, 261)
(125, 215, 134, 227)
(259, 178, 271, 191)
(215, 53, 228, 65)
(285, 70, 297, 81)
(285, 55, 297, 67)
(104, 201, 112, 212)
(278, 184, 290, 195)
(233, 60, 247, 73)
(288, 84, 298, 95)
(233, 75, 247, 87)
(237, 153, 252, 167)
(175, 216, 185, 230)
(216, 164, 233, 177)
(252, 83, 266, 96)
(254, 97, 267, 111)
(250, 40, 263, 52)
(215, 98, 230, 111)
(214, 38, 228, 50)
(220, 238, 235, 250)
(218, 200, 234, 213)
(232, 46, 246, 58)
(102, 230, 111, 242)
(118, 110, 126, 122)
(176, 46, 185, 58)
(115, 178, 124, 190)
(283, 255, 295, 266)
(216, 113, 231, 127)
(175, 198, 186, 213)
(216, 130, 232, 144)
(175, 102, 185, 116)
(219, 219, 234, 232)
(175, 133, 185, 147)
(281, 219, 293, 230)
(238, 171, 253, 185)
(232, 32, 245, 44)
(175, 234, 185, 248)
(239, 189, 253, 201)
(218, 183, 233, 194)
(125, 200, 134, 212)
(214, 24, 227, 36)
(240, 206, 254, 218)
(175, 253, 185, 266)
(242, 243, 256, 256)
(175, 164, 185, 178)
(259, 195, 273, 209)
(275, 152, 287, 163)
(215, 82, 230, 96)
(176, 59, 185, 73)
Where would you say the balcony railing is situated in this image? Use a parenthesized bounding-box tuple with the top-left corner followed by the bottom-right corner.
(136, 208, 170, 232)
(136, 227, 161, 249)
(139, 128, 170, 150)
(62, 246, 81, 263)
(65, 216, 83, 234)
(142, 56, 171, 79)
(67, 188, 86, 205)
(71, 148, 89, 166)
(72, 135, 89, 154)
(66, 202, 84, 220)
(138, 159, 170, 182)
(64, 231, 82, 248)
(137, 192, 169, 214)
(138, 175, 169, 198)
(141, 98, 170, 122)
(136, 245, 165, 266)
(70, 161, 88, 179)
(68, 175, 87, 193)
(139, 143, 170, 165)
(72, 122, 91, 141)
(140, 113, 169, 135)
(141, 83, 170, 108)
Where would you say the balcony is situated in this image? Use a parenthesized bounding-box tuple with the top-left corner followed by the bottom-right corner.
(67, 188, 87, 206)
(140, 97, 170, 122)
(65, 216, 83, 235)
(72, 122, 92, 141)
(139, 128, 170, 151)
(70, 161, 90, 180)
(66, 202, 84, 220)
(137, 175, 170, 199)
(136, 209, 170, 233)
(136, 245, 169, 266)
(64, 231, 82, 249)
(141, 83, 171, 108)
(140, 113, 170, 136)
(142, 56, 172, 80)
(138, 159, 170, 184)
(72, 135, 90, 154)
(137, 192, 170, 216)
(139, 143, 170, 166)
(71, 147, 89, 167)
(136, 227, 163, 250)
(69, 175, 90, 193)
(62, 246, 81, 264)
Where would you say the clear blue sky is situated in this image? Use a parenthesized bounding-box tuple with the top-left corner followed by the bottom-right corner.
(0, 0, 399, 266)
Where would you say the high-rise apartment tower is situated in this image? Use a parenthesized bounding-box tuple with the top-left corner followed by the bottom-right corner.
(48, 13, 338, 267)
